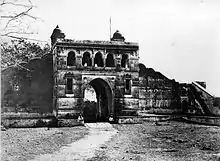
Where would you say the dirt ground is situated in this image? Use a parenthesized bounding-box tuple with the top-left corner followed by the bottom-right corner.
(1, 126, 89, 161)
(29, 123, 118, 161)
(88, 121, 220, 161)
(1, 121, 220, 161)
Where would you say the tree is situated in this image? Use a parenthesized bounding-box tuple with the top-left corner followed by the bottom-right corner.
(1, 39, 50, 69)
(1, 39, 52, 113)
(0, 0, 39, 39)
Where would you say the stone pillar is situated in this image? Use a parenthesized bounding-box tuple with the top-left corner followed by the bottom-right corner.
(99, 95, 102, 119)
(91, 55, 94, 67)
(103, 54, 106, 67)
(53, 97, 58, 117)
(96, 95, 101, 120)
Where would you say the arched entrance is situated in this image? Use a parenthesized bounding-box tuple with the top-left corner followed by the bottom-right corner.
(83, 78, 113, 122)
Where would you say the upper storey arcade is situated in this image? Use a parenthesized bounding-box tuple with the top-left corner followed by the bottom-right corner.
(51, 26, 139, 72)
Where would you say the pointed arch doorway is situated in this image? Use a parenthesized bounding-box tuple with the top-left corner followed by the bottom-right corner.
(83, 78, 113, 122)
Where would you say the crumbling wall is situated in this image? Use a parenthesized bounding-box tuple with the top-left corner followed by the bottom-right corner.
(180, 83, 220, 116)
(1, 54, 53, 113)
(138, 63, 181, 114)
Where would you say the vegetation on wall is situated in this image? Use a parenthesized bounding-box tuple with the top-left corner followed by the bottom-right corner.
(1, 39, 50, 69)
(1, 39, 53, 113)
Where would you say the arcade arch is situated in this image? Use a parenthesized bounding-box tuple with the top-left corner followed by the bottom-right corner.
(94, 52, 104, 67)
(82, 52, 92, 66)
(106, 53, 115, 67)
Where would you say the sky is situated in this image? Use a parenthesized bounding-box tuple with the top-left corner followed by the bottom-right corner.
(3, 0, 220, 96)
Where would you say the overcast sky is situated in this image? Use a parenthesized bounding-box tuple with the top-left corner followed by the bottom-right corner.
(22, 0, 220, 96)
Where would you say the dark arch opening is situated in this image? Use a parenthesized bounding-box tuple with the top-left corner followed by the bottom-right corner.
(182, 100, 188, 113)
(83, 78, 113, 122)
(82, 52, 92, 66)
(106, 53, 115, 67)
(94, 52, 104, 67)
(121, 54, 128, 68)
(67, 51, 75, 66)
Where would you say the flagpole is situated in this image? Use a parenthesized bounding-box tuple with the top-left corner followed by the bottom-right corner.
(110, 17, 111, 40)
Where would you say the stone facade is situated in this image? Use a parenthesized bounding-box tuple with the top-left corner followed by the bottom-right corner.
(51, 26, 140, 121)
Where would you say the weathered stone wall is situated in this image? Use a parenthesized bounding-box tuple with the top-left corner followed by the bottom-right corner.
(1, 54, 53, 113)
(1, 113, 82, 127)
(214, 97, 220, 109)
(115, 71, 140, 116)
(54, 70, 83, 117)
(180, 82, 220, 116)
(138, 64, 181, 114)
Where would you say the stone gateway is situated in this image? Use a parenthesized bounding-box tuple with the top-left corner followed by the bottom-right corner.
(1, 26, 219, 127)
(51, 26, 140, 122)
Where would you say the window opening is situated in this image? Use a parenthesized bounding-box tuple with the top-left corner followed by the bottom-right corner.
(125, 79, 131, 94)
(66, 78, 73, 94)
(94, 52, 104, 67)
(106, 54, 115, 67)
(67, 52, 75, 66)
(82, 52, 92, 66)
(121, 54, 128, 68)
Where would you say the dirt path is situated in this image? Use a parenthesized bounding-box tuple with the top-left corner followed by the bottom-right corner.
(30, 123, 118, 161)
